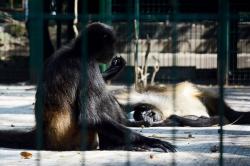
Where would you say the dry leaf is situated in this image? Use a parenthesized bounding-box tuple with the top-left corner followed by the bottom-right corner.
(20, 151, 32, 159)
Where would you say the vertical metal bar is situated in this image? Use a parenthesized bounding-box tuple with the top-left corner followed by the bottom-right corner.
(134, 0, 139, 36)
(218, 0, 230, 85)
(106, 0, 112, 24)
(171, 0, 177, 68)
(134, 0, 139, 86)
(99, 0, 112, 72)
(229, 9, 238, 81)
(56, 0, 62, 48)
(99, 0, 106, 21)
(170, 0, 178, 165)
(80, 0, 88, 154)
(29, 0, 43, 83)
(218, 0, 229, 165)
(28, 0, 44, 165)
(29, 0, 44, 147)
(125, 0, 135, 85)
(127, 0, 134, 67)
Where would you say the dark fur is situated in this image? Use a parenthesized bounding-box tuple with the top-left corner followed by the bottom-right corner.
(102, 56, 126, 82)
(0, 23, 175, 152)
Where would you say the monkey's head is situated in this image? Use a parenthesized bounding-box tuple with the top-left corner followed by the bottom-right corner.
(85, 22, 116, 63)
(133, 104, 163, 122)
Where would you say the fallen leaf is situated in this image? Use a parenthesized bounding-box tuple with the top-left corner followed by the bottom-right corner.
(20, 151, 32, 159)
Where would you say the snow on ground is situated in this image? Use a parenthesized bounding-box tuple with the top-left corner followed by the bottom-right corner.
(0, 85, 250, 166)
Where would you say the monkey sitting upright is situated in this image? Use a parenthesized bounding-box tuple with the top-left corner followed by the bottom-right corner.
(113, 81, 250, 127)
(0, 22, 175, 152)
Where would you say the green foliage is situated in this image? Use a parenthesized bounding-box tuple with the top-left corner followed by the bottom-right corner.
(4, 23, 26, 37)
(0, 11, 14, 23)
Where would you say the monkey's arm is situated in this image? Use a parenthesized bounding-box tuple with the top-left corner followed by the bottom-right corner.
(131, 103, 221, 127)
(154, 115, 221, 127)
(132, 107, 221, 127)
(125, 120, 152, 127)
(102, 56, 126, 81)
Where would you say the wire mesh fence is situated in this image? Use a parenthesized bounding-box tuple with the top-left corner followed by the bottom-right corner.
(0, 0, 250, 166)
(0, 0, 250, 85)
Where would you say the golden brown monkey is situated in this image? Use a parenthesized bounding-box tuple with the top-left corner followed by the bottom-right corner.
(113, 81, 250, 127)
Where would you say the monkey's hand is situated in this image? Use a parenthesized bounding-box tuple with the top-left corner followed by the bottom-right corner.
(102, 56, 126, 81)
(105, 137, 176, 152)
(97, 120, 176, 152)
(138, 136, 177, 152)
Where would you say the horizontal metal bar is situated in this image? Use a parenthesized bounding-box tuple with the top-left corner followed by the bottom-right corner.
(6, 13, 250, 22)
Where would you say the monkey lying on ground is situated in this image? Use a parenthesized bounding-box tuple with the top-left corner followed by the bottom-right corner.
(0, 22, 175, 152)
(113, 81, 250, 127)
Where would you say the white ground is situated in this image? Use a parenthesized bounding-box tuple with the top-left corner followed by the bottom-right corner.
(0, 85, 250, 166)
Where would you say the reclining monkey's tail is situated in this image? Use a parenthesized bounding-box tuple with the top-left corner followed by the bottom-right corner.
(0, 129, 36, 149)
(197, 86, 250, 125)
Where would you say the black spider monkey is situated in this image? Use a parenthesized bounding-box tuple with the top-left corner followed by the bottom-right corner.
(0, 22, 175, 152)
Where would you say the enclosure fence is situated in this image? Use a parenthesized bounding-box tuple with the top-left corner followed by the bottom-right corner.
(0, 0, 250, 166)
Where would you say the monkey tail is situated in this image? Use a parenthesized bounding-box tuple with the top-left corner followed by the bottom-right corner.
(223, 106, 250, 125)
(197, 86, 250, 125)
(0, 129, 36, 149)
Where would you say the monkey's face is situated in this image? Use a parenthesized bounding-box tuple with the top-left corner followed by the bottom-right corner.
(87, 22, 116, 64)
(133, 104, 163, 122)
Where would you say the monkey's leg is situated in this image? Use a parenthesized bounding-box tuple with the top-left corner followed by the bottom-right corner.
(95, 119, 176, 152)
(163, 115, 220, 127)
